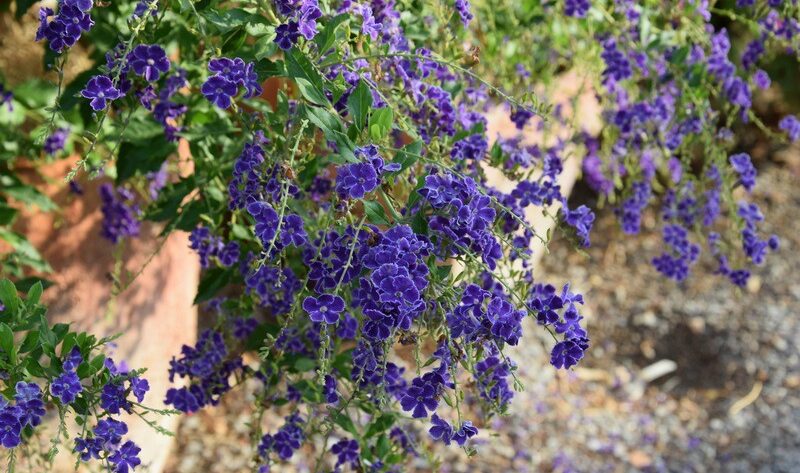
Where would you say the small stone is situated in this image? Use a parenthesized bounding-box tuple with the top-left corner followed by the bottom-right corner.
(628, 450, 652, 468)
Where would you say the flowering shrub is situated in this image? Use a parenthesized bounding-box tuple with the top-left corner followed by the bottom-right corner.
(0, 0, 795, 471)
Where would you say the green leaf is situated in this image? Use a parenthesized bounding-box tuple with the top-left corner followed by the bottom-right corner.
(0, 203, 17, 226)
(116, 134, 176, 182)
(0, 323, 14, 358)
(201, 8, 253, 33)
(390, 140, 422, 174)
(363, 201, 390, 225)
(333, 413, 359, 437)
(314, 14, 349, 54)
(365, 413, 396, 438)
(255, 59, 285, 81)
(194, 268, 233, 304)
(292, 357, 316, 372)
(0, 279, 19, 314)
(347, 81, 372, 132)
(2, 185, 57, 211)
(285, 48, 326, 102)
(369, 107, 393, 141)
(294, 78, 329, 106)
(15, 0, 38, 18)
(26, 282, 43, 306)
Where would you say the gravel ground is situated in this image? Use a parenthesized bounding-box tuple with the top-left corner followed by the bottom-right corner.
(165, 162, 799, 473)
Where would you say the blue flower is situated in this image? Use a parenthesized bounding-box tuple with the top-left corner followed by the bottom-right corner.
(323, 374, 338, 404)
(280, 214, 307, 246)
(100, 382, 131, 414)
(336, 163, 378, 199)
(81, 75, 122, 111)
(399, 379, 438, 418)
(0, 411, 22, 448)
(108, 440, 141, 473)
(275, 21, 300, 50)
(129, 377, 149, 403)
(128, 44, 170, 82)
(50, 371, 83, 405)
(550, 338, 588, 369)
(201, 75, 238, 109)
(779, 115, 800, 141)
(428, 414, 453, 444)
(247, 201, 280, 245)
(331, 438, 359, 468)
(729, 153, 757, 192)
(302, 294, 345, 324)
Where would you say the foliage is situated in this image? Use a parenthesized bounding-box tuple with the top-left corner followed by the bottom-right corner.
(0, 0, 796, 471)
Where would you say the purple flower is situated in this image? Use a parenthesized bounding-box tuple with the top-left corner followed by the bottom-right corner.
(0, 411, 21, 448)
(201, 75, 238, 109)
(323, 374, 338, 403)
(358, 5, 382, 40)
(81, 75, 122, 111)
(108, 440, 141, 473)
(100, 382, 131, 414)
(280, 214, 307, 246)
(331, 438, 360, 468)
(565, 0, 590, 17)
(428, 414, 453, 444)
(43, 127, 69, 156)
(729, 153, 757, 192)
(297, 1, 322, 40)
(127, 44, 170, 82)
(779, 115, 800, 141)
(99, 184, 140, 243)
(550, 338, 588, 369)
(302, 294, 345, 324)
(247, 201, 280, 244)
(63, 346, 83, 372)
(129, 377, 149, 403)
(455, 0, 473, 27)
(14, 382, 45, 428)
(753, 69, 770, 89)
(50, 371, 83, 404)
(94, 418, 128, 445)
(399, 379, 438, 418)
(275, 21, 301, 50)
(336, 162, 378, 199)
(453, 420, 478, 446)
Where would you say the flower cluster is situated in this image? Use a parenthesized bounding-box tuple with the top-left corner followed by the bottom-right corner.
(165, 330, 243, 413)
(99, 184, 140, 244)
(0, 383, 45, 448)
(273, 0, 322, 50)
(36, 0, 94, 53)
(202, 57, 262, 109)
(74, 418, 142, 473)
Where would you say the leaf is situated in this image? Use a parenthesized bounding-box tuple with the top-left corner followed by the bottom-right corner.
(333, 413, 359, 437)
(0, 203, 18, 226)
(292, 357, 316, 372)
(285, 48, 326, 102)
(26, 282, 43, 306)
(0, 231, 50, 271)
(363, 200, 390, 225)
(194, 268, 233, 304)
(2, 185, 57, 211)
(15, 0, 38, 18)
(314, 14, 349, 54)
(0, 323, 14, 358)
(364, 413, 395, 438)
(116, 134, 176, 182)
(347, 81, 372, 132)
(369, 107, 393, 141)
(294, 78, 329, 106)
(201, 8, 253, 33)
(254, 59, 285, 81)
(390, 140, 422, 174)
